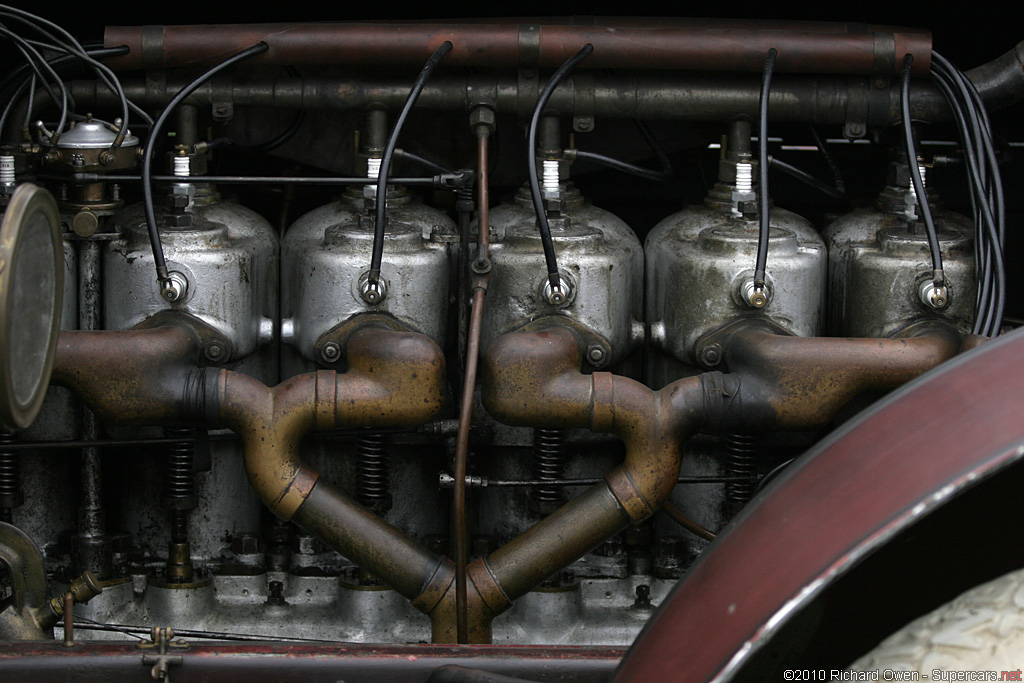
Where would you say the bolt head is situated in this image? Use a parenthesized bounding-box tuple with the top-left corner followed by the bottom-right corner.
(320, 342, 341, 363)
(587, 345, 607, 366)
(204, 342, 225, 362)
(700, 344, 723, 367)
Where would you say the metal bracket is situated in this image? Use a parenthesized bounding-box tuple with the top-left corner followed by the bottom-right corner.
(844, 76, 870, 139)
(572, 70, 595, 132)
(137, 626, 189, 682)
(516, 24, 541, 120)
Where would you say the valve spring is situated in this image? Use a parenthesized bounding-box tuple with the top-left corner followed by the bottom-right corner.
(0, 432, 22, 518)
(725, 433, 756, 506)
(162, 428, 197, 511)
(356, 433, 392, 514)
(532, 428, 568, 510)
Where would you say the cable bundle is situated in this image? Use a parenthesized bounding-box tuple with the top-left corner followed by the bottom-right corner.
(0, 4, 150, 144)
(929, 51, 1006, 337)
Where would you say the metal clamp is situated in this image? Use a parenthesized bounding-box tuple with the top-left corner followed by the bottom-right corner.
(137, 626, 189, 682)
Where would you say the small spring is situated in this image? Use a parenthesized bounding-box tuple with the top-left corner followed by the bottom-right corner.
(356, 432, 391, 514)
(532, 428, 568, 511)
(725, 433, 756, 506)
(0, 431, 22, 518)
(162, 427, 196, 510)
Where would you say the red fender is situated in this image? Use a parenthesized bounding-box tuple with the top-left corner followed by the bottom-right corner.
(617, 327, 1024, 682)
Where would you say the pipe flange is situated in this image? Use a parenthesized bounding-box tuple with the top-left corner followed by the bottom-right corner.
(515, 316, 613, 370)
(131, 310, 232, 365)
(313, 313, 414, 367)
(693, 317, 793, 371)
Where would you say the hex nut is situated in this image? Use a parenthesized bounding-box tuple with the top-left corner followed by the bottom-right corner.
(469, 106, 496, 131)
(231, 533, 260, 555)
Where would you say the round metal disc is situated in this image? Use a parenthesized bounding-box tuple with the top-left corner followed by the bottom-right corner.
(0, 184, 63, 432)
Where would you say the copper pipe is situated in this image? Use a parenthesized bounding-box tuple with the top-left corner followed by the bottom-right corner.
(104, 19, 931, 74)
(61, 595, 73, 647)
(452, 123, 493, 643)
(413, 557, 508, 644)
(211, 324, 445, 513)
(453, 289, 484, 643)
(661, 500, 717, 542)
(475, 125, 491, 262)
(50, 317, 963, 645)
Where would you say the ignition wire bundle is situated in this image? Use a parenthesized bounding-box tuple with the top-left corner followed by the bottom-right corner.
(930, 51, 1006, 336)
(0, 5, 148, 144)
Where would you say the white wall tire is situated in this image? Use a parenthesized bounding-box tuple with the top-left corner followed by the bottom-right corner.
(850, 567, 1024, 673)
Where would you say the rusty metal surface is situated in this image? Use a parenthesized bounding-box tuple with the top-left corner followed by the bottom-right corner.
(51, 324, 200, 425)
(721, 323, 962, 430)
(481, 327, 703, 605)
(0, 641, 624, 682)
(616, 326, 1024, 683)
(215, 326, 447, 519)
(422, 558, 511, 644)
(103, 19, 931, 74)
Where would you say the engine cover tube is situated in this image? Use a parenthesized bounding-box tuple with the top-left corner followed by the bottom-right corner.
(104, 19, 931, 74)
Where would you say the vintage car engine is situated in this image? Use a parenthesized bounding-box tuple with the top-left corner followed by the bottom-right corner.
(0, 8, 1020, 670)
